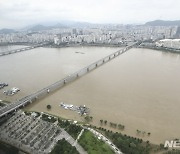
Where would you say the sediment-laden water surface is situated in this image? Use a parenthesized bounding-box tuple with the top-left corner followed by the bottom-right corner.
(26, 48, 180, 144)
(1, 46, 180, 144)
(0, 46, 119, 102)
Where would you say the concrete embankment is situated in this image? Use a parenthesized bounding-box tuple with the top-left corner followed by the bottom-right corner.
(139, 45, 180, 53)
(46, 43, 127, 48)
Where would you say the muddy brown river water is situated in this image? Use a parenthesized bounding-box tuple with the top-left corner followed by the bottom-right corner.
(1, 46, 180, 144)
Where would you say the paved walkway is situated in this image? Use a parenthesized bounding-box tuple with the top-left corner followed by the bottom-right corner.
(73, 129, 84, 147)
(84, 126, 123, 154)
(60, 129, 87, 154)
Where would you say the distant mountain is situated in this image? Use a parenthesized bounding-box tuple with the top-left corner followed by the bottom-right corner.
(64, 21, 95, 28)
(25, 21, 95, 32)
(47, 20, 94, 28)
(145, 20, 180, 26)
(26, 24, 68, 32)
(45, 21, 95, 28)
(53, 23, 68, 28)
(0, 28, 15, 34)
(27, 25, 51, 31)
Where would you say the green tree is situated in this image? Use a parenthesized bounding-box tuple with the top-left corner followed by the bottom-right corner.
(90, 116, 93, 121)
(47, 104, 51, 109)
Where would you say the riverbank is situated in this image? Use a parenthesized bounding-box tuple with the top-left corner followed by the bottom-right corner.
(23, 110, 172, 154)
(45, 43, 127, 49)
(0, 42, 37, 46)
(138, 45, 180, 54)
(0, 42, 127, 48)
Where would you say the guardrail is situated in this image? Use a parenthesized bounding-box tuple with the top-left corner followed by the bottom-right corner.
(0, 42, 137, 118)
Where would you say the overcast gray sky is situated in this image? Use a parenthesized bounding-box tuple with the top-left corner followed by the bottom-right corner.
(0, 0, 180, 29)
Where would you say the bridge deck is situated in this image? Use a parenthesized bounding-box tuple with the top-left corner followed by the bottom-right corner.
(0, 42, 48, 57)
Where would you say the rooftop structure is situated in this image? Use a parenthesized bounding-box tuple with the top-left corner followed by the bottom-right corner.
(156, 39, 180, 49)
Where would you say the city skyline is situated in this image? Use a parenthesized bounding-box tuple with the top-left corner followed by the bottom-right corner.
(0, 0, 180, 29)
(0, 1, 180, 153)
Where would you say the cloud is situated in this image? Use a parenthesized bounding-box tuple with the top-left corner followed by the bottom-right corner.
(0, 0, 180, 28)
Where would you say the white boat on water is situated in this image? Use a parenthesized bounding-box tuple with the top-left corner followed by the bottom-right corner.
(59, 102, 74, 109)
(59, 102, 89, 115)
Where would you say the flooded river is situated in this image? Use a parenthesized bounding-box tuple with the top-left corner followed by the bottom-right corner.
(0, 46, 119, 102)
(1, 46, 180, 144)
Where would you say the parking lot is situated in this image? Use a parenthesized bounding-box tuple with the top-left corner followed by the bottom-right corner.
(0, 110, 86, 154)
(0, 111, 61, 154)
